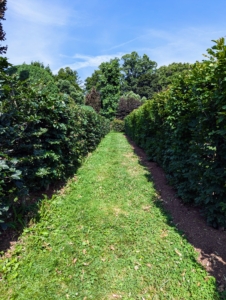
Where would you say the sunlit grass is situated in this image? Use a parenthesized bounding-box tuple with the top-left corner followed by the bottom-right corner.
(0, 132, 219, 299)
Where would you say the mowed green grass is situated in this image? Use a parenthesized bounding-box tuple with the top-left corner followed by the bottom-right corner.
(0, 132, 219, 299)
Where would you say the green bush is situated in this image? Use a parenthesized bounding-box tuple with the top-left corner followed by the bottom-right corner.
(56, 79, 84, 105)
(111, 119, 125, 132)
(0, 157, 25, 227)
(8, 64, 59, 96)
(116, 91, 143, 120)
(125, 38, 226, 228)
(0, 63, 110, 226)
(80, 105, 95, 112)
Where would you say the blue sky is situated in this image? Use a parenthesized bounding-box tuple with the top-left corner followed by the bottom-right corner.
(3, 0, 226, 82)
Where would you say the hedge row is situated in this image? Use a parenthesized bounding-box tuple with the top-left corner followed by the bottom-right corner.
(111, 119, 125, 132)
(0, 60, 110, 226)
(125, 38, 226, 228)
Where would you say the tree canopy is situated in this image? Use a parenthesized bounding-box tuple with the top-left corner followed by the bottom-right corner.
(85, 87, 101, 113)
(53, 67, 84, 105)
(121, 51, 157, 98)
(84, 52, 192, 119)
(84, 70, 101, 93)
(85, 59, 121, 119)
(8, 63, 59, 96)
(54, 67, 81, 91)
(154, 62, 192, 92)
(0, 0, 7, 54)
(116, 91, 144, 120)
(98, 58, 121, 119)
(31, 61, 53, 76)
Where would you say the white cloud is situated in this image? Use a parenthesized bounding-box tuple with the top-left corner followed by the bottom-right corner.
(127, 27, 226, 67)
(105, 36, 147, 51)
(54, 53, 125, 72)
(4, 0, 226, 83)
(53, 27, 226, 81)
(4, 0, 81, 69)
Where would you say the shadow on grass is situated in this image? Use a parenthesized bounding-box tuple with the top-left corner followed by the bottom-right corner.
(125, 135, 226, 296)
(0, 180, 67, 254)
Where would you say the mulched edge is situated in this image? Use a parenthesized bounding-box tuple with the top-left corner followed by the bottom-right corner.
(126, 135, 226, 292)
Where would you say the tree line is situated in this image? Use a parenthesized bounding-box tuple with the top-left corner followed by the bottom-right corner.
(84, 52, 191, 120)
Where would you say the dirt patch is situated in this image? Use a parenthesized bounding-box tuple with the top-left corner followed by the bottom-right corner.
(126, 135, 226, 291)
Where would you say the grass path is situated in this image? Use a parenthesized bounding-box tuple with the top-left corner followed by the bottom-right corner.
(0, 133, 219, 299)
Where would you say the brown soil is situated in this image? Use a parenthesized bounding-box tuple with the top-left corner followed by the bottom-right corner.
(127, 136, 226, 292)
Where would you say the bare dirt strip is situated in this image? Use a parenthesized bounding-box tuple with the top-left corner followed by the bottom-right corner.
(127, 136, 226, 292)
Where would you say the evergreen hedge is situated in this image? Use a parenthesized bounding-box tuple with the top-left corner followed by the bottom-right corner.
(8, 64, 59, 96)
(125, 38, 226, 228)
(0, 60, 110, 226)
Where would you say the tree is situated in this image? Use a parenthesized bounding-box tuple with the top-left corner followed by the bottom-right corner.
(55, 67, 81, 91)
(98, 58, 121, 119)
(136, 72, 158, 99)
(0, 0, 7, 54)
(116, 91, 143, 120)
(154, 62, 192, 92)
(84, 70, 101, 93)
(31, 61, 53, 76)
(56, 79, 84, 105)
(70, 89, 84, 105)
(121, 52, 157, 98)
(85, 87, 101, 113)
(55, 67, 84, 105)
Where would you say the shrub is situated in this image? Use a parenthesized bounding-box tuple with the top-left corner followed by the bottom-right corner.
(125, 38, 226, 228)
(85, 87, 101, 113)
(111, 119, 125, 132)
(56, 79, 84, 105)
(8, 64, 59, 96)
(116, 91, 143, 120)
(0, 63, 110, 226)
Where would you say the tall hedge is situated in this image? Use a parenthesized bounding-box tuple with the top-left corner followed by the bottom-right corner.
(0, 62, 110, 226)
(8, 64, 59, 96)
(125, 38, 226, 228)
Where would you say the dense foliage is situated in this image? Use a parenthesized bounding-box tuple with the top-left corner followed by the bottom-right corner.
(85, 87, 101, 113)
(54, 67, 84, 105)
(54, 67, 81, 90)
(86, 59, 121, 119)
(8, 64, 84, 106)
(84, 52, 191, 120)
(84, 69, 101, 93)
(111, 119, 125, 132)
(8, 64, 59, 96)
(154, 62, 192, 92)
(121, 51, 157, 98)
(56, 79, 84, 105)
(30, 61, 53, 75)
(125, 38, 226, 228)
(116, 91, 145, 120)
(0, 60, 110, 227)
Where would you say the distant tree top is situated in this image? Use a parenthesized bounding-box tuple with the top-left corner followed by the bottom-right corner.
(54, 67, 82, 91)
(0, 0, 7, 54)
(31, 61, 53, 75)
